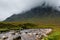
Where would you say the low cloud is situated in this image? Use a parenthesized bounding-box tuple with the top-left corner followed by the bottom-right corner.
(0, 0, 60, 21)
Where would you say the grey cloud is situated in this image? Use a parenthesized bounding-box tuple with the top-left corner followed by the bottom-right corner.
(0, 0, 60, 21)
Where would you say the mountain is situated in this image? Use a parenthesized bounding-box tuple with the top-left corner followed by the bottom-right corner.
(4, 4, 60, 22)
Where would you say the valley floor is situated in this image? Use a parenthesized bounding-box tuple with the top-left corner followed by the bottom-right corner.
(0, 18, 60, 40)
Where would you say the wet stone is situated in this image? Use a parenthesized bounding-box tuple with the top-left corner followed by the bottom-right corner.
(0, 29, 52, 40)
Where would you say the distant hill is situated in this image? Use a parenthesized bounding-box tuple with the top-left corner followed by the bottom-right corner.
(4, 3, 60, 22)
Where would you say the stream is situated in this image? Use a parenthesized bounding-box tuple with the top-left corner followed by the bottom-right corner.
(0, 29, 52, 40)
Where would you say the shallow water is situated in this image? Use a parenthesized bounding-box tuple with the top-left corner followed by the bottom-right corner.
(0, 29, 52, 40)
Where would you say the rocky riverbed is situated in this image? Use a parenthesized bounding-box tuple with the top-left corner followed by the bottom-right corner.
(0, 29, 52, 40)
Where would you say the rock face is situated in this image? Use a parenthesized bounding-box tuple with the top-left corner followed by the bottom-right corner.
(0, 29, 52, 40)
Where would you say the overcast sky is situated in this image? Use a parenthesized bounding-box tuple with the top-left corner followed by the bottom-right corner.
(0, 0, 60, 21)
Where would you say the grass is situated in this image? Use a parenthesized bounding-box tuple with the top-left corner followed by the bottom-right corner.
(43, 31, 60, 40)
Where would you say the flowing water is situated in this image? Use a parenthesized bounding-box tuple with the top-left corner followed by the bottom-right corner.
(0, 29, 52, 40)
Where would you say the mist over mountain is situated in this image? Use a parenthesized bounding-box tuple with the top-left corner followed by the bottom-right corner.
(4, 3, 60, 22)
(0, 0, 60, 21)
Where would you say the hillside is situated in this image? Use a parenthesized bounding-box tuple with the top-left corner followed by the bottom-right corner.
(4, 5, 60, 22)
